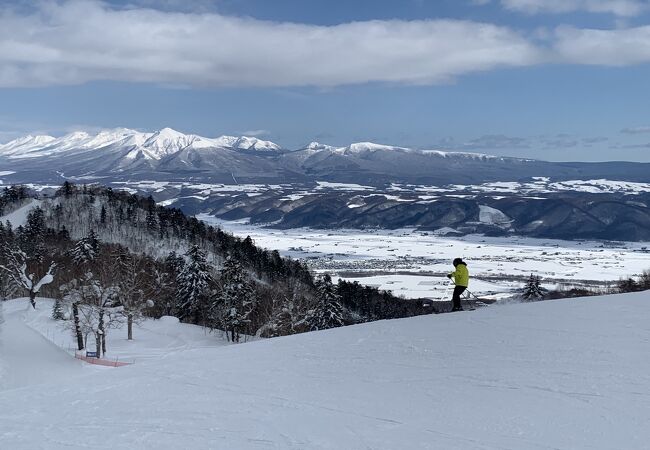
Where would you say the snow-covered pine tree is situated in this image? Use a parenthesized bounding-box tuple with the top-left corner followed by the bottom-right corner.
(175, 245, 212, 322)
(70, 230, 99, 265)
(263, 296, 304, 337)
(213, 256, 257, 343)
(521, 274, 545, 301)
(51, 298, 65, 320)
(306, 274, 345, 331)
(0, 224, 18, 301)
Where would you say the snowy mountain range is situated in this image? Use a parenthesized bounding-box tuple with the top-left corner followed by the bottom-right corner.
(3, 127, 650, 187)
(2, 127, 650, 240)
(0, 128, 282, 160)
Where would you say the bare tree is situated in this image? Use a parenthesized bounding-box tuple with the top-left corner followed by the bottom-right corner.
(116, 253, 155, 340)
(61, 268, 121, 358)
(0, 268, 18, 301)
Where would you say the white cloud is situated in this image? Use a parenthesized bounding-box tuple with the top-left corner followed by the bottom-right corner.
(240, 129, 270, 137)
(0, 0, 541, 88)
(553, 25, 650, 65)
(501, 0, 649, 16)
(1, 1, 650, 89)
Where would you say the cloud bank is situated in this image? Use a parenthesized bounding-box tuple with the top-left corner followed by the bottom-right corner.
(501, 0, 649, 16)
(0, 1, 649, 88)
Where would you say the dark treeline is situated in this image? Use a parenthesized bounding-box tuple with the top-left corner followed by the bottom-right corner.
(0, 185, 30, 216)
(0, 182, 430, 355)
(618, 270, 650, 293)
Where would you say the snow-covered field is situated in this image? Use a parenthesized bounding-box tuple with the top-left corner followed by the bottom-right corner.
(1, 293, 650, 449)
(97, 178, 650, 198)
(199, 216, 650, 299)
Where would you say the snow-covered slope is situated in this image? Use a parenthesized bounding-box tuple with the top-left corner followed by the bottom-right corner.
(1, 293, 649, 449)
(213, 135, 282, 152)
(0, 135, 56, 157)
(0, 128, 284, 162)
(0, 199, 41, 227)
(4, 129, 650, 188)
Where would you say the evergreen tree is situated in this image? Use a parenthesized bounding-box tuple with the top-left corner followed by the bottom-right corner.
(100, 205, 107, 224)
(145, 196, 158, 231)
(58, 181, 76, 198)
(21, 206, 46, 262)
(52, 298, 65, 320)
(522, 274, 545, 301)
(175, 245, 211, 322)
(306, 274, 345, 331)
(70, 230, 99, 265)
(212, 256, 257, 342)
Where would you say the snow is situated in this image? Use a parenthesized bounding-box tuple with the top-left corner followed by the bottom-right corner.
(0, 301, 84, 390)
(212, 135, 282, 151)
(345, 142, 405, 153)
(304, 141, 338, 152)
(2, 298, 230, 366)
(1, 293, 650, 449)
(0, 135, 56, 157)
(315, 181, 375, 191)
(0, 199, 41, 227)
(478, 204, 512, 226)
(142, 127, 198, 159)
(0, 128, 283, 161)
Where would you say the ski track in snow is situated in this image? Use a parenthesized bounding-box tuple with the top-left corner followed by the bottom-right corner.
(1, 294, 650, 449)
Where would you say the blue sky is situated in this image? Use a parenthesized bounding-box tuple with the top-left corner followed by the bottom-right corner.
(1, 0, 650, 161)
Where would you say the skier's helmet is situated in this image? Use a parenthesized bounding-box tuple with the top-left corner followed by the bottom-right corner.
(453, 258, 463, 266)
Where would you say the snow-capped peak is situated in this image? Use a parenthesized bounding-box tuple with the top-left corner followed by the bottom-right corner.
(304, 142, 339, 152)
(61, 131, 91, 141)
(0, 127, 285, 162)
(141, 128, 199, 158)
(345, 142, 406, 154)
(80, 128, 144, 149)
(0, 135, 57, 157)
(211, 135, 282, 152)
(0, 134, 55, 149)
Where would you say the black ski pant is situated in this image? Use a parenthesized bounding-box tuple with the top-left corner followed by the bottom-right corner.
(452, 286, 466, 310)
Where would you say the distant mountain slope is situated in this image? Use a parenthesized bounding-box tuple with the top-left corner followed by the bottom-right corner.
(3, 128, 650, 240)
(2, 128, 650, 185)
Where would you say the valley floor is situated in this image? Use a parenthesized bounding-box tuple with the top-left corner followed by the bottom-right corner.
(199, 215, 650, 299)
(1, 293, 649, 449)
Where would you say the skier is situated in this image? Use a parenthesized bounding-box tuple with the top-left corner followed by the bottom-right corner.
(447, 258, 469, 312)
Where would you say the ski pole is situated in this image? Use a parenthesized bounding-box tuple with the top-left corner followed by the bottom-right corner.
(465, 289, 482, 301)
(438, 282, 451, 302)
(440, 280, 454, 302)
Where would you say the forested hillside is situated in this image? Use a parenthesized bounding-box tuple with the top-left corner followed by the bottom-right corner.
(0, 183, 428, 355)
